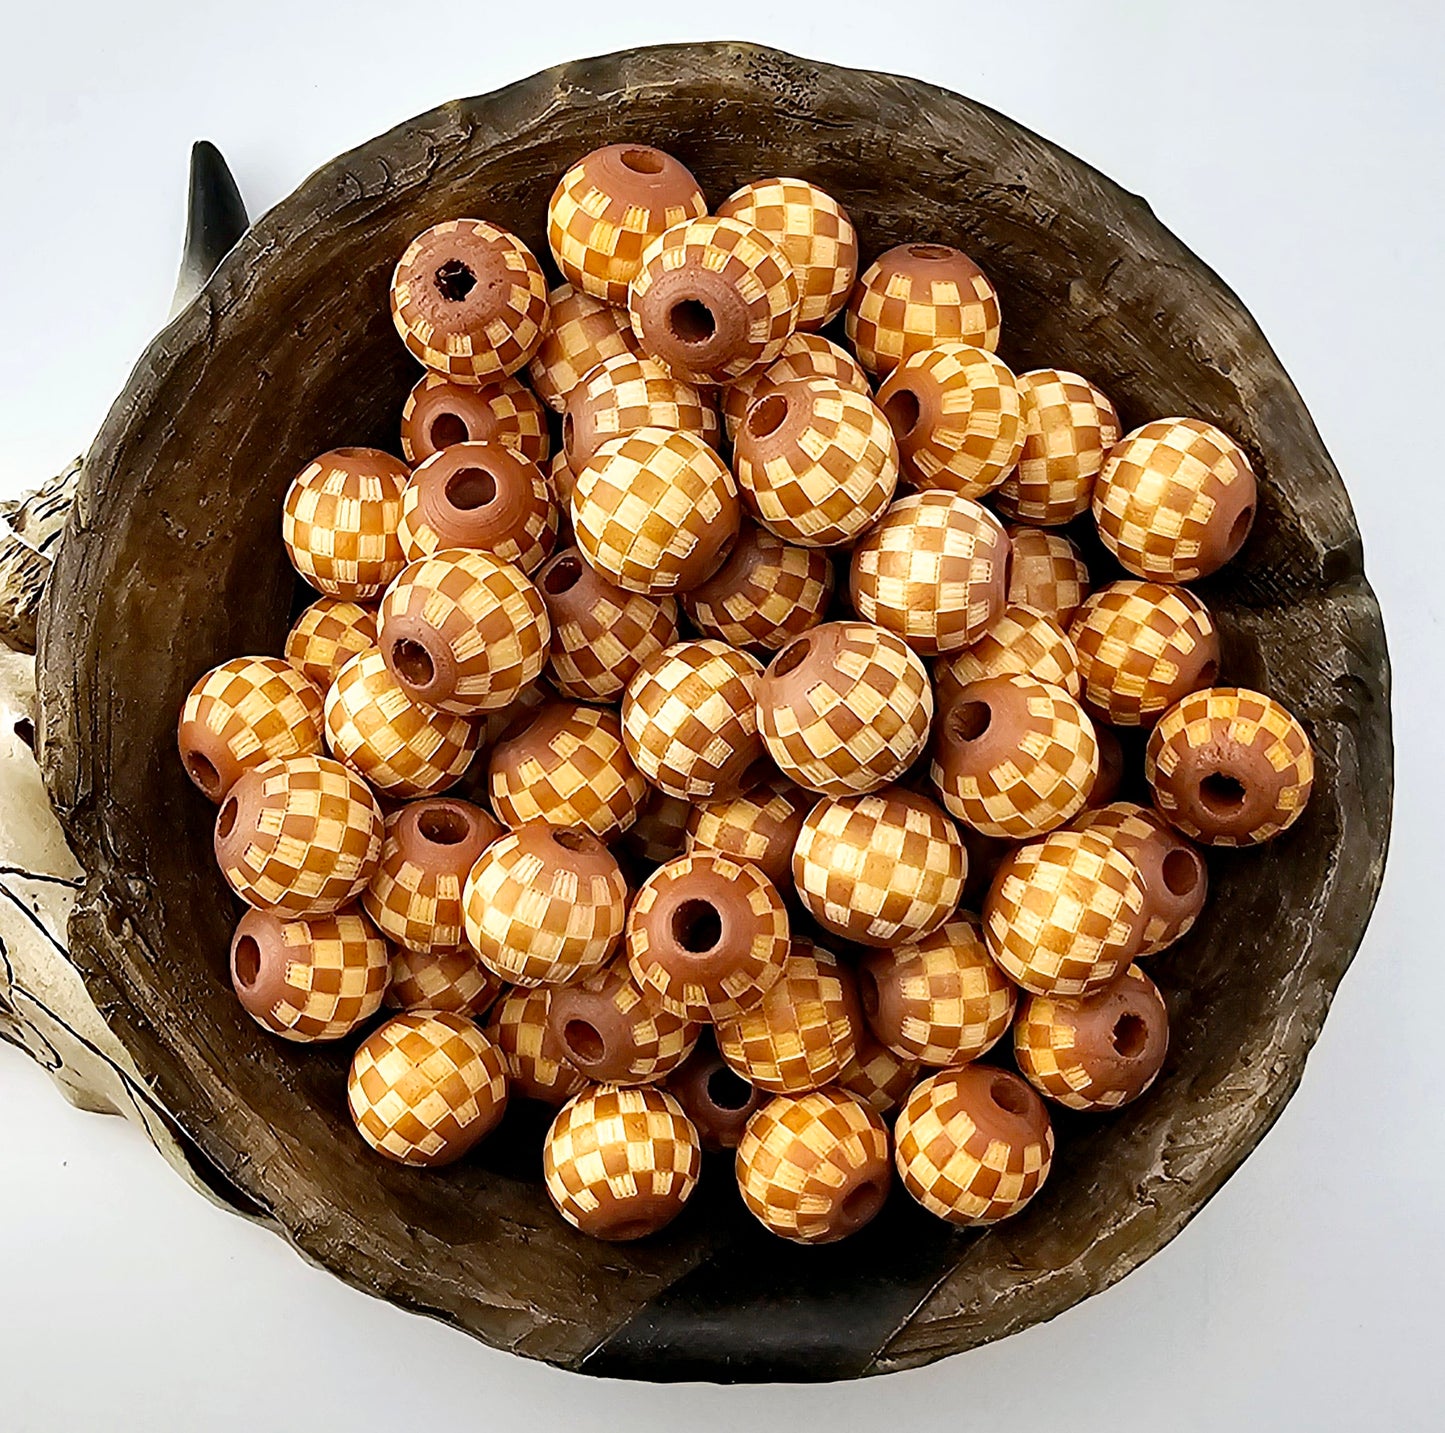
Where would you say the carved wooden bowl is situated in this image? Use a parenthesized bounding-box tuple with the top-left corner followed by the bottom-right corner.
(36, 43, 1391, 1380)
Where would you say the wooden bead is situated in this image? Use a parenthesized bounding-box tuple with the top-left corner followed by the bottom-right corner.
(378, 548, 551, 715)
(214, 754, 383, 917)
(993, 369, 1121, 525)
(284, 598, 378, 693)
(757, 622, 933, 796)
(736, 1088, 891, 1244)
(894, 1065, 1053, 1225)
(574, 428, 740, 595)
(527, 282, 640, 411)
(323, 648, 480, 799)
(934, 605, 1081, 709)
(1015, 963, 1169, 1111)
(400, 373, 550, 467)
(858, 914, 1016, 1067)
(397, 443, 557, 573)
(617, 789, 694, 872)
(469, 677, 549, 773)
(546, 450, 578, 537)
(733, 378, 899, 548)
(547, 144, 708, 306)
(720, 333, 871, 444)
(178, 655, 324, 803)
(682, 520, 834, 653)
(983, 829, 1147, 996)
(1146, 687, 1314, 846)
(622, 639, 765, 800)
(930, 674, 1098, 838)
(685, 770, 812, 890)
(665, 1037, 765, 1151)
(543, 1084, 701, 1241)
(485, 987, 591, 1106)
(390, 219, 548, 383)
(845, 243, 1002, 378)
(876, 342, 1024, 496)
(1093, 418, 1258, 582)
(849, 493, 1010, 654)
(464, 823, 628, 987)
(348, 1011, 509, 1167)
(563, 353, 721, 471)
(626, 852, 791, 1022)
(362, 797, 502, 954)
(385, 947, 504, 1018)
(1070, 579, 1220, 727)
(716, 177, 858, 331)
(792, 787, 965, 948)
(230, 905, 389, 1041)
(487, 701, 646, 839)
(1005, 525, 1091, 628)
(837, 1033, 921, 1118)
(281, 447, 408, 600)
(535, 546, 680, 703)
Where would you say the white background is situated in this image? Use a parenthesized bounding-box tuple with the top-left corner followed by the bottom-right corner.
(2, 3, 1440, 1428)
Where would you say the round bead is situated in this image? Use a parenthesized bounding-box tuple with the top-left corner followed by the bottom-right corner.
(178, 655, 325, 803)
(390, 219, 548, 383)
(284, 598, 379, 694)
(1015, 963, 1169, 1111)
(1093, 418, 1258, 582)
(348, 1011, 509, 1167)
(622, 639, 765, 800)
(849, 493, 1010, 654)
(230, 906, 389, 1041)
(757, 622, 933, 797)
(720, 333, 871, 444)
(994, 369, 1121, 525)
(281, 447, 408, 600)
(733, 378, 899, 548)
(400, 373, 550, 468)
(685, 770, 812, 889)
(626, 852, 791, 1023)
(894, 1065, 1053, 1226)
(378, 548, 550, 715)
(983, 829, 1147, 996)
(385, 947, 504, 1018)
(527, 282, 640, 411)
(845, 243, 1002, 378)
(792, 787, 965, 948)
(876, 342, 1024, 496)
(563, 353, 721, 471)
(665, 1038, 765, 1151)
(485, 987, 591, 1106)
(934, 605, 1081, 709)
(546, 451, 579, 539)
(837, 1033, 921, 1118)
(547, 144, 708, 306)
(617, 789, 694, 871)
(1005, 526, 1092, 628)
(1146, 687, 1314, 846)
(469, 677, 549, 773)
(214, 754, 383, 917)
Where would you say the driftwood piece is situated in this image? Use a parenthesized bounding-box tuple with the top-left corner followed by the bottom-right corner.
(0, 461, 81, 653)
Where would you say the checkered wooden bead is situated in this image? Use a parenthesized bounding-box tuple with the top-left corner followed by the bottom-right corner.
(323, 648, 480, 799)
(379, 548, 550, 715)
(983, 828, 1147, 996)
(467, 677, 549, 775)
(563, 353, 721, 471)
(527, 282, 640, 411)
(837, 1032, 921, 1118)
(487, 701, 647, 839)
(400, 373, 551, 468)
(622, 639, 765, 800)
(385, 946, 504, 1017)
(757, 621, 933, 797)
(1015, 963, 1169, 1111)
(845, 243, 1002, 378)
(733, 378, 899, 548)
(685, 769, 812, 889)
(547, 144, 708, 306)
(1006, 526, 1092, 628)
(721, 333, 871, 443)
(1146, 687, 1314, 846)
(349, 1011, 509, 1167)
(214, 754, 384, 917)
(178, 655, 325, 803)
(626, 852, 792, 1023)
(1094, 418, 1258, 582)
(935, 605, 1082, 711)
(485, 987, 591, 1105)
(876, 343, 1024, 497)
(390, 219, 548, 383)
(792, 787, 965, 948)
(894, 1065, 1053, 1225)
(230, 905, 390, 1042)
(665, 1037, 766, 1151)
(281, 447, 408, 600)
(849, 493, 1010, 655)
(994, 369, 1121, 525)
(284, 598, 379, 694)
(617, 789, 694, 872)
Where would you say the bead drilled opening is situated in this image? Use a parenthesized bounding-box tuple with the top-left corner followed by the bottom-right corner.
(233, 935, 261, 989)
(772, 637, 811, 678)
(670, 299, 716, 346)
(884, 387, 922, 438)
(445, 467, 497, 510)
(672, 898, 723, 953)
(747, 393, 788, 439)
(1112, 1012, 1147, 1058)
(418, 807, 470, 845)
(706, 1064, 753, 1111)
(858, 967, 881, 1021)
(543, 555, 584, 595)
(1162, 847, 1201, 896)
(909, 244, 955, 261)
(551, 828, 590, 852)
(428, 413, 469, 449)
(434, 259, 478, 302)
(563, 1019, 606, 1063)
(1227, 504, 1255, 553)
(217, 796, 239, 839)
(841, 1180, 885, 1222)
(391, 639, 436, 688)
(990, 1075, 1030, 1116)
(1199, 771, 1246, 814)
(620, 147, 664, 174)
(185, 750, 222, 797)
(948, 700, 992, 743)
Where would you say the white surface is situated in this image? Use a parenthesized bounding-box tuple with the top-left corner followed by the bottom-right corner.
(1, 3, 1440, 1428)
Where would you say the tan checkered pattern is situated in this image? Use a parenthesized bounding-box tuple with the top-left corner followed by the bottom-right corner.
(684, 770, 811, 890)
(390, 219, 548, 383)
(983, 829, 1146, 996)
(1070, 580, 1220, 727)
(547, 451, 578, 524)
(838, 1034, 921, 1117)
(564, 354, 721, 469)
(1006, 526, 1092, 627)
(894, 1066, 1053, 1225)
(485, 987, 592, 1106)
(735, 1088, 891, 1244)
(849, 492, 1010, 654)
(1093, 418, 1258, 582)
(995, 369, 1121, 525)
(792, 789, 965, 947)
(621, 640, 764, 800)
(527, 283, 640, 411)
(348, 1012, 509, 1167)
(281, 448, 408, 600)
(323, 649, 480, 799)
(385, 946, 504, 1017)
(619, 789, 693, 869)
(284, 599, 379, 693)
(935, 605, 1081, 710)
(399, 373, 551, 468)
(721, 333, 871, 443)
(733, 378, 898, 548)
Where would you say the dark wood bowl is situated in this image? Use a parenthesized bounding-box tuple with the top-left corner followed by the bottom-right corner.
(37, 43, 1391, 1381)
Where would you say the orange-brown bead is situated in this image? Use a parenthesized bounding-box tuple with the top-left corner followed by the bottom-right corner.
(284, 598, 379, 694)
(1006, 526, 1091, 628)
(563, 353, 721, 471)
(485, 987, 591, 1106)
(385, 946, 504, 1018)
(527, 282, 640, 411)
(720, 333, 871, 443)
(685, 770, 812, 890)
(837, 1032, 922, 1119)
(400, 373, 550, 468)
(665, 1037, 766, 1151)
(934, 605, 1081, 709)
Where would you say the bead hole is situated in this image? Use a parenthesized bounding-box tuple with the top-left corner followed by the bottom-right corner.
(217, 797, 239, 839)
(1112, 1012, 1147, 1058)
(670, 299, 716, 346)
(1227, 504, 1255, 552)
(563, 1019, 606, 1063)
(444, 467, 497, 510)
(543, 555, 584, 595)
(884, 387, 922, 438)
(418, 807, 469, 845)
(858, 967, 880, 1021)
(391, 639, 436, 688)
(841, 1179, 885, 1222)
(186, 750, 222, 797)
(747, 393, 788, 439)
(551, 828, 590, 852)
(909, 244, 955, 261)
(772, 638, 811, 678)
(990, 1075, 1029, 1116)
(233, 935, 261, 988)
(1198, 659, 1219, 685)
(428, 413, 469, 449)
(948, 700, 992, 743)
(672, 898, 722, 953)
(1199, 771, 1246, 814)
(1162, 847, 1201, 896)
(620, 147, 664, 175)
(434, 259, 477, 302)
(706, 1064, 753, 1111)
